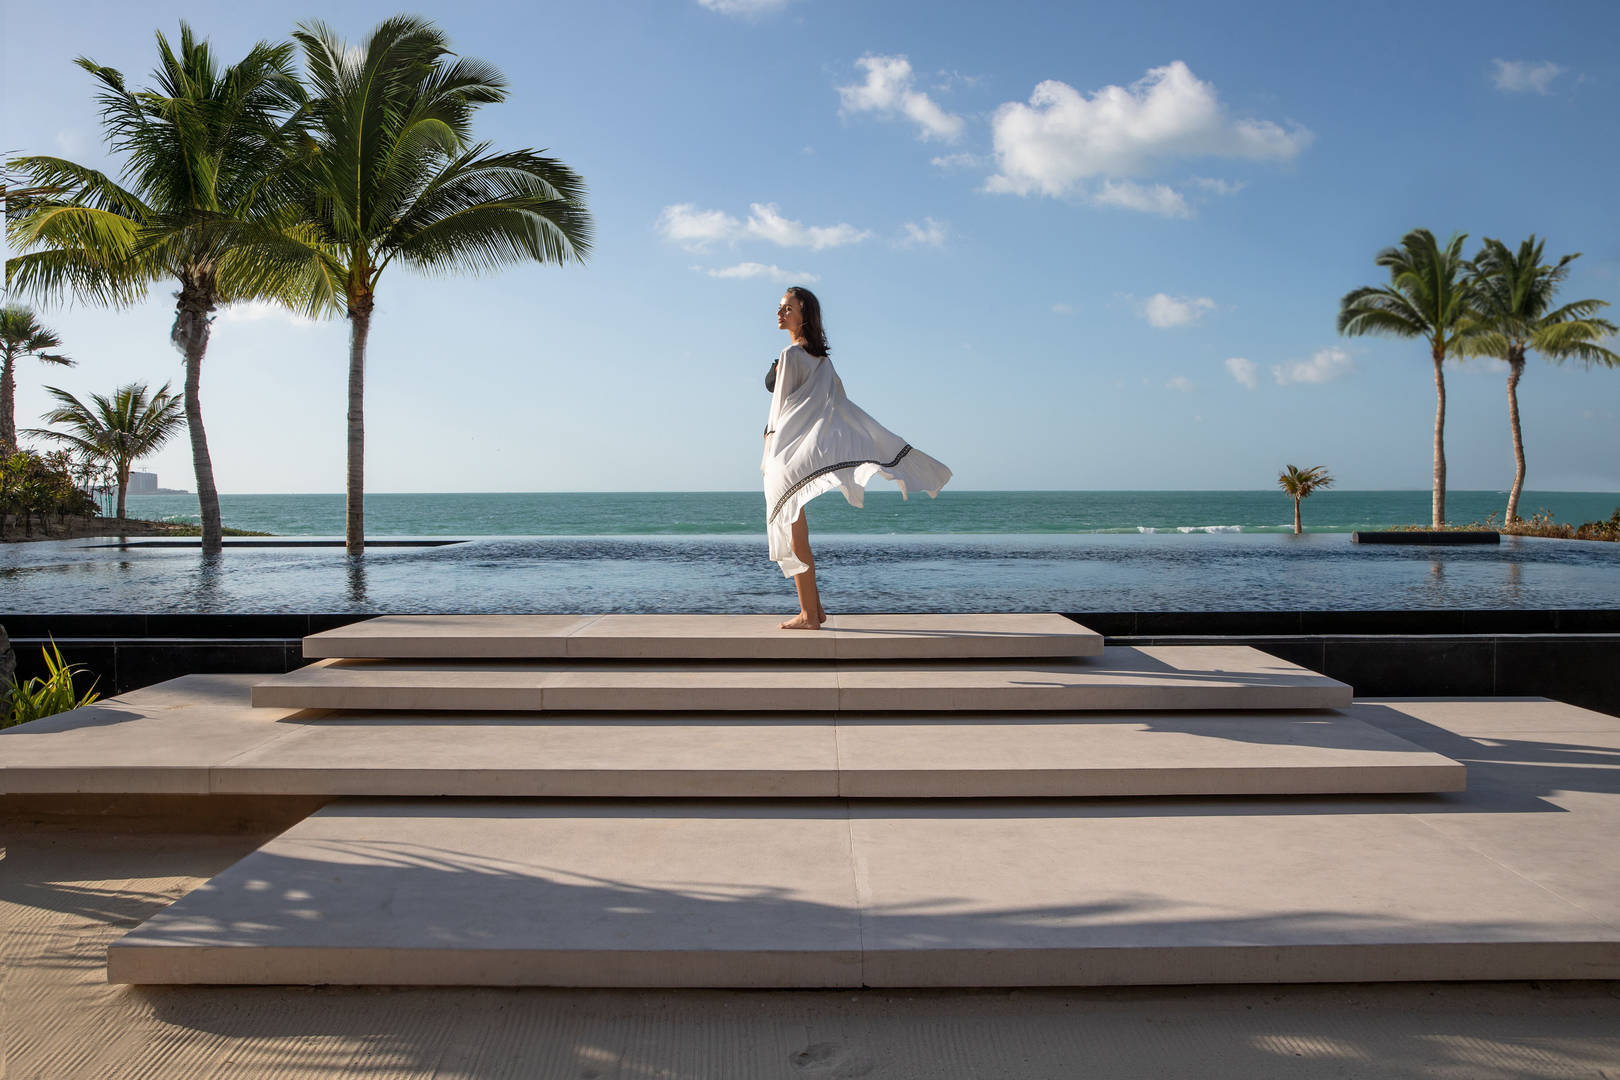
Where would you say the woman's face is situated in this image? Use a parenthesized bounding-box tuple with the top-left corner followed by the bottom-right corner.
(777, 293, 803, 337)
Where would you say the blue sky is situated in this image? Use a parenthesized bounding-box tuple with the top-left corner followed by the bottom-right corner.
(4, 0, 1618, 493)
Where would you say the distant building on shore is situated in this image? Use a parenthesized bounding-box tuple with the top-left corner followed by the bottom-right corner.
(128, 471, 191, 496)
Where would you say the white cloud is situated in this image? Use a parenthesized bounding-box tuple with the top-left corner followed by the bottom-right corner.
(1191, 176, 1246, 196)
(838, 54, 966, 142)
(899, 217, 947, 247)
(745, 202, 870, 249)
(1093, 179, 1191, 218)
(705, 262, 819, 284)
(1141, 293, 1216, 328)
(220, 301, 318, 328)
(1166, 376, 1195, 392)
(985, 61, 1312, 200)
(1272, 347, 1353, 385)
(1052, 303, 1073, 314)
(696, 0, 790, 15)
(1492, 59, 1566, 94)
(53, 129, 85, 155)
(657, 203, 740, 251)
(930, 152, 983, 171)
(1225, 356, 1259, 389)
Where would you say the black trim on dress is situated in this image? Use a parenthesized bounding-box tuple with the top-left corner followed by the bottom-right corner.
(768, 445, 914, 524)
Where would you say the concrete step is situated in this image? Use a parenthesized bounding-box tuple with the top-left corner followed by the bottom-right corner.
(0, 671, 1461, 797)
(109, 772, 1620, 986)
(251, 646, 1353, 713)
(303, 613, 1104, 661)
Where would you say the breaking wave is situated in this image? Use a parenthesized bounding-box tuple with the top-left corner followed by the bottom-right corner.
(1136, 524, 1248, 534)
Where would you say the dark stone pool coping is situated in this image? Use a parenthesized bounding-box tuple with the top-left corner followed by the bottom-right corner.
(4, 610, 1617, 718)
(1351, 530, 1501, 544)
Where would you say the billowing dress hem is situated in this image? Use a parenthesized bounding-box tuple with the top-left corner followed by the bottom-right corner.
(768, 450, 951, 577)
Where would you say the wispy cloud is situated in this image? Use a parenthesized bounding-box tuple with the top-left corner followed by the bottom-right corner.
(1492, 59, 1566, 94)
(696, 0, 791, 16)
(1225, 357, 1259, 388)
(1191, 176, 1246, 196)
(1166, 376, 1195, 392)
(657, 203, 741, 251)
(899, 217, 947, 248)
(1052, 303, 1073, 315)
(1141, 293, 1216, 328)
(1272, 347, 1353, 385)
(220, 301, 318, 328)
(838, 54, 966, 142)
(704, 262, 819, 283)
(745, 203, 870, 250)
(1094, 180, 1191, 218)
(984, 61, 1311, 215)
(930, 152, 984, 171)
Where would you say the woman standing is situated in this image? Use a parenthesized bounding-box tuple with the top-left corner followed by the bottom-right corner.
(763, 287, 952, 630)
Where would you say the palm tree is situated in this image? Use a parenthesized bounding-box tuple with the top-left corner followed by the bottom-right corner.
(0, 305, 75, 455)
(283, 16, 592, 554)
(1466, 236, 1618, 523)
(26, 382, 185, 520)
(1338, 229, 1480, 527)
(5, 24, 308, 553)
(1278, 464, 1334, 535)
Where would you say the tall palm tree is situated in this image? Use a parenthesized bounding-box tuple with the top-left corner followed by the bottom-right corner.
(1466, 236, 1618, 523)
(1278, 464, 1334, 535)
(1338, 229, 1480, 527)
(26, 382, 185, 520)
(5, 24, 308, 553)
(0, 305, 75, 455)
(283, 16, 592, 554)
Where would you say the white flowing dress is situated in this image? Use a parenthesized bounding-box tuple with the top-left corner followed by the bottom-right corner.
(762, 344, 951, 577)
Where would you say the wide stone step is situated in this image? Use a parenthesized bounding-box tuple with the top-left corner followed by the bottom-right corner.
(108, 786, 1620, 987)
(303, 613, 1104, 661)
(251, 646, 1353, 713)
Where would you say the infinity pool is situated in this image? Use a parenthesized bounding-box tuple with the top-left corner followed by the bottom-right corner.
(2, 533, 1617, 613)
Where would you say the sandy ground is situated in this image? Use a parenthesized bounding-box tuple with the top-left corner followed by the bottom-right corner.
(3, 805, 1619, 1080)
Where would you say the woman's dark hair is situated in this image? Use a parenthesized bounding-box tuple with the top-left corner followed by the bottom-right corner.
(788, 285, 830, 358)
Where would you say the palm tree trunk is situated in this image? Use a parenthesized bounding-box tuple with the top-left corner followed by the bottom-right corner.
(1505, 354, 1526, 523)
(1293, 498, 1301, 535)
(116, 461, 129, 522)
(173, 280, 223, 554)
(0, 354, 16, 456)
(1431, 347, 1447, 527)
(346, 297, 374, 556)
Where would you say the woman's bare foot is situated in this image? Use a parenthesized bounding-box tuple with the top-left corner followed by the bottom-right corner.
(780, 611, 822, 630)
(817, 607, 828, 625)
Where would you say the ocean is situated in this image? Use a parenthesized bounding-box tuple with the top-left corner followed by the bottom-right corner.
(121, 489, 1620, 537)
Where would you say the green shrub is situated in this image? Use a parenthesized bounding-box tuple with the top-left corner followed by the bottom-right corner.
(4, 639, 100, 728)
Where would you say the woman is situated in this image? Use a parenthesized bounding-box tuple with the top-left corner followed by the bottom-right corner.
(762, 286, 952, 630)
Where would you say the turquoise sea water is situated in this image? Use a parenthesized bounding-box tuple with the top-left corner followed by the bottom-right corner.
(123, 489, 1620, 537)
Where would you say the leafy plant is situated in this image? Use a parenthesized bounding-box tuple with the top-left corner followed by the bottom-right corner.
(1278, 464, 1334, 535)
(4, 639, 100, 728)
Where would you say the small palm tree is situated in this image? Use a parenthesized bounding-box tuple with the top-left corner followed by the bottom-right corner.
(1338, 229, 1481, 527)
(0, 305, 75, 455)
(5, 24, 308, 553)
(1465, 236, 1619, 523)
(1278, 464, 1334, 535)
(281, 16, 592, 554)
(26, 382, 185, 520)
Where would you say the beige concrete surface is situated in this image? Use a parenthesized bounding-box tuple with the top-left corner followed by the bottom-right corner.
(7, 678, 1441, 799)
(108, 800, 864, 987)
(250, 645, 1352, 713)
(833, 712, 1464, 797)
(0, 675, 307, 794)
(301, 612, 1103, 661)
(212, 714, 840, 797)
(304, 614, 601, 658)
(98, 695, 1620, 989)
(8, 825, 1619, 1079)
(833, 645, 1354, 711)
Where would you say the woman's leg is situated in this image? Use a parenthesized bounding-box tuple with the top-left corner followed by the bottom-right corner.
(781, 509, 827, 629)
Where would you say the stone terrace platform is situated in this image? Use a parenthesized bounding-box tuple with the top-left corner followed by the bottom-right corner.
(4, 614, 1618, 989)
